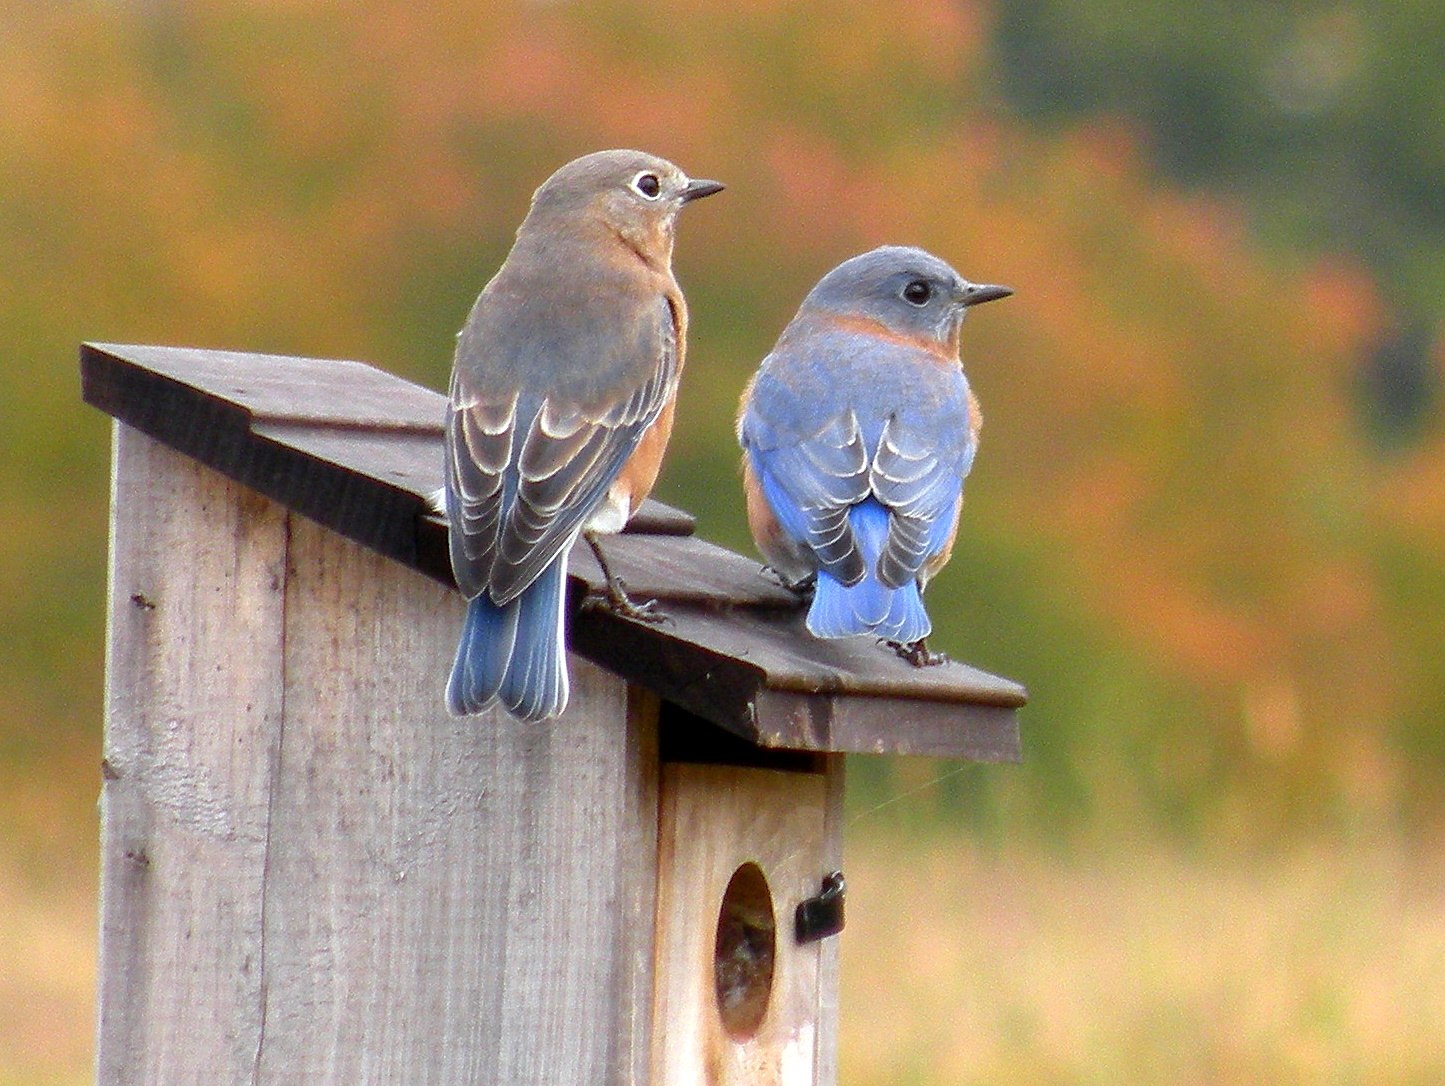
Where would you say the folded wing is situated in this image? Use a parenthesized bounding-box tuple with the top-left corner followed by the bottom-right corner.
(447, 297, 679, 604)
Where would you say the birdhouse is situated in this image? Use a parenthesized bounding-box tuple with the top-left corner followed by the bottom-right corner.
(82, 343, 1027, 1085)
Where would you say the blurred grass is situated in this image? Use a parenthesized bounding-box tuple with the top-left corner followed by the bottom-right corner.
(840, 822, 1445, 1084)
(0, 856, 95, 1086)
(7, 803, 1445, 1084)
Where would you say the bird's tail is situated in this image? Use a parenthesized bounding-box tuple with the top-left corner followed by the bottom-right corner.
(446, 554, 570, 721)
(806, 499, 931, 643)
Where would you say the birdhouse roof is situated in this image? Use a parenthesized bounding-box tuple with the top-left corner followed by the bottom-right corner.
(82, 343, 1026, 759)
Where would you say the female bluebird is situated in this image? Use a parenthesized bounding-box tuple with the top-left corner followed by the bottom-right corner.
(737, 246, 1011, 665)
(445, 150, 722, 720)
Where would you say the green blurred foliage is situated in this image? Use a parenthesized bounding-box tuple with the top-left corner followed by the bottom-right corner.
(992, 0, 1445, 443)
(2, 0, 1444, 852)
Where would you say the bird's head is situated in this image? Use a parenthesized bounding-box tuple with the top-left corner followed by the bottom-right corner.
(803, 245, 1012, 353)
(523, 149, 724, 267)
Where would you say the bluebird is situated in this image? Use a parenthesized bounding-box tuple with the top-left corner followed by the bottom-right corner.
(736, 246, 1011, 665)
(444, 150, 722, 720)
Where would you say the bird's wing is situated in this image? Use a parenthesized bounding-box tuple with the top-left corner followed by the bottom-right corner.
(447, 296, 678, 604)
(743, 403, 873, 586)
(868, 411, 972, 588)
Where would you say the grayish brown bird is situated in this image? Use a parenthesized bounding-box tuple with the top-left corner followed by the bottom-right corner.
(444, 149, 723, 720)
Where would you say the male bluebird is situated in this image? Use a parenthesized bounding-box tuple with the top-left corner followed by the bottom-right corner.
(736, 246, 1011, 665)
(444, 149, 722, 720)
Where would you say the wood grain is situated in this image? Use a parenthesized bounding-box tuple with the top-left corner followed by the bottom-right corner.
(652, 762, 842, 1085)
(97, 424, 288, 1084)
(98, 425, 662, 1085)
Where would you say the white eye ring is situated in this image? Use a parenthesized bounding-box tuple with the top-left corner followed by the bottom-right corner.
(630, 171, 663, 200)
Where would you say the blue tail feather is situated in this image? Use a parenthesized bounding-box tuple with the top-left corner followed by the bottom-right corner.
(447, 555, 570, 721)
(498, 555, 569, 721)
(806, 500, 931, 643)
(446, 591, 518, 716)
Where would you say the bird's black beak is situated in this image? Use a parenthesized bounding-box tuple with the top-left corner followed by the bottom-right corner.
(680, 178, 725, 203)
(960, 282, 1014, 307)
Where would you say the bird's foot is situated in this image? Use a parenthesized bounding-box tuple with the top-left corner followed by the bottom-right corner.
(887, 638, 949, 668)
(582, 531, 670, 624)
(762, 566, 816, 601)
(584, 579, 670, 624)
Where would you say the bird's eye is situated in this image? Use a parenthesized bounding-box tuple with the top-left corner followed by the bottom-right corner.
(902, 280, 932, 306)
(631, 172, 662, 199)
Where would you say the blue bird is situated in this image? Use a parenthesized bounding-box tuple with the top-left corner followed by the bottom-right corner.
(444, 150, 722, 720)
(736, 246, 1011, 665)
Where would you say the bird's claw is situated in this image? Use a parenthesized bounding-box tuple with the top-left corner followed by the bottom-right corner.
(585, 580, 671, 625)
(762, 566, 816, 601)
(887, 639, 949, 668)
(582, 532, 670, 624)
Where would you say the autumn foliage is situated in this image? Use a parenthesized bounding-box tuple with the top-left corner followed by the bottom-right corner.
(3, 0, 1444, 840)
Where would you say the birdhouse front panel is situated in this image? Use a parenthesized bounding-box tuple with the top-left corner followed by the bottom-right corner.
(652, 761, 844, 1086)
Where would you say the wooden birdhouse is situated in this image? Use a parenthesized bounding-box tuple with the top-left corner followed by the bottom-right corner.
(83, 343, 1027, 1085)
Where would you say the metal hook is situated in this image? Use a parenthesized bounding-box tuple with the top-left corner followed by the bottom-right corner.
(794, 871, 845, 944)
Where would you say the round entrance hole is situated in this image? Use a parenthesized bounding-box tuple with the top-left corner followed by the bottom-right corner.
(713, 862, 776, 1039)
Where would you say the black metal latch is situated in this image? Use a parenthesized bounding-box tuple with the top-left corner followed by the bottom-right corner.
(794, 870, 845, 944)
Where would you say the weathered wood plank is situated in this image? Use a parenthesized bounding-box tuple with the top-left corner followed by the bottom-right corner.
(97, 425, 288, 1084)
(98, 425, 663, 1085)
(252, 513, 660, 1084)
(80, 341, 695, 550)
(573, 607, 1024, 760)
(652, 763, 838, 1085)
(814, 756, 846, 1085)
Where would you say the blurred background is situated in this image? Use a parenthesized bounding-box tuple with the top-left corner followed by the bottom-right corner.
(5, 1, 1445, 1082)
